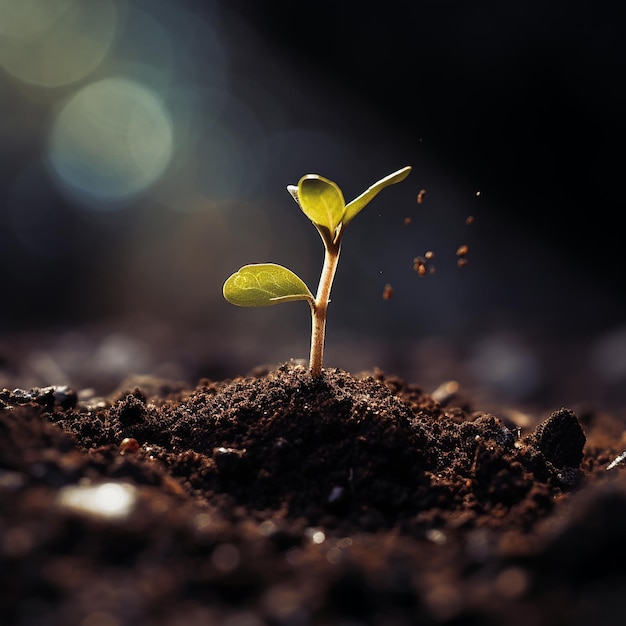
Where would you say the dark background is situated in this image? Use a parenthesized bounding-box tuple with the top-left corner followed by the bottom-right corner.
(1, 0, 624, 410)
(241, 0, 624, 283)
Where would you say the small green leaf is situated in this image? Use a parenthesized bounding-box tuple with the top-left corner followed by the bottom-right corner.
(223, 263, 313, 307)
(286, 184, 299, 205)
(297, 175, 345, 234)
(342, 166, 412, 226)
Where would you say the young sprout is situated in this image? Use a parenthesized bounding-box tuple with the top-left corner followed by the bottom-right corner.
(223, 166, 412, 377)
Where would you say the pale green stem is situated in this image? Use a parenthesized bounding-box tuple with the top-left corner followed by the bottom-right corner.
(309, 238, 341, 377)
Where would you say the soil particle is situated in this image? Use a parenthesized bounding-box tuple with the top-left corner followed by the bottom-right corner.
(526, 407, 586, 468)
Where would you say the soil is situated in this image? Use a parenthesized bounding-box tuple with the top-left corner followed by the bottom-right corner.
(2, 358, 626, 626)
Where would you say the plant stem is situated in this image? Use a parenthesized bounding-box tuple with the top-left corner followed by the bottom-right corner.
(309, 239, 341, 377)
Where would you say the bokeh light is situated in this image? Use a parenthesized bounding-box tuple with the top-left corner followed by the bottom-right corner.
(0, 0, 118, 87)
(47, 77, 173, 204)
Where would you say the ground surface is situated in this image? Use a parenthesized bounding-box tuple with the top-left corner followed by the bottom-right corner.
(2, 360, 626, 626)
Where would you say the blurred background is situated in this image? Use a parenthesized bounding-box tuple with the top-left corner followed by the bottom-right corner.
(1, 0, 625, 415)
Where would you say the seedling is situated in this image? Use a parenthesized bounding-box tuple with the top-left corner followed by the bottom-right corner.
(223, 166, 412, 377)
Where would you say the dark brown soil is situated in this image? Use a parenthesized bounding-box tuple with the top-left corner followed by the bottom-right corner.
(2, 360, 626, 626)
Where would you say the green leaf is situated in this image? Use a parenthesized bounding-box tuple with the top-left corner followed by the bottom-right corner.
(286, 184, 299, 205)
(223, 263, 313, 307)
(342, 166, 412, 226)
(297, 175, 345, 234)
